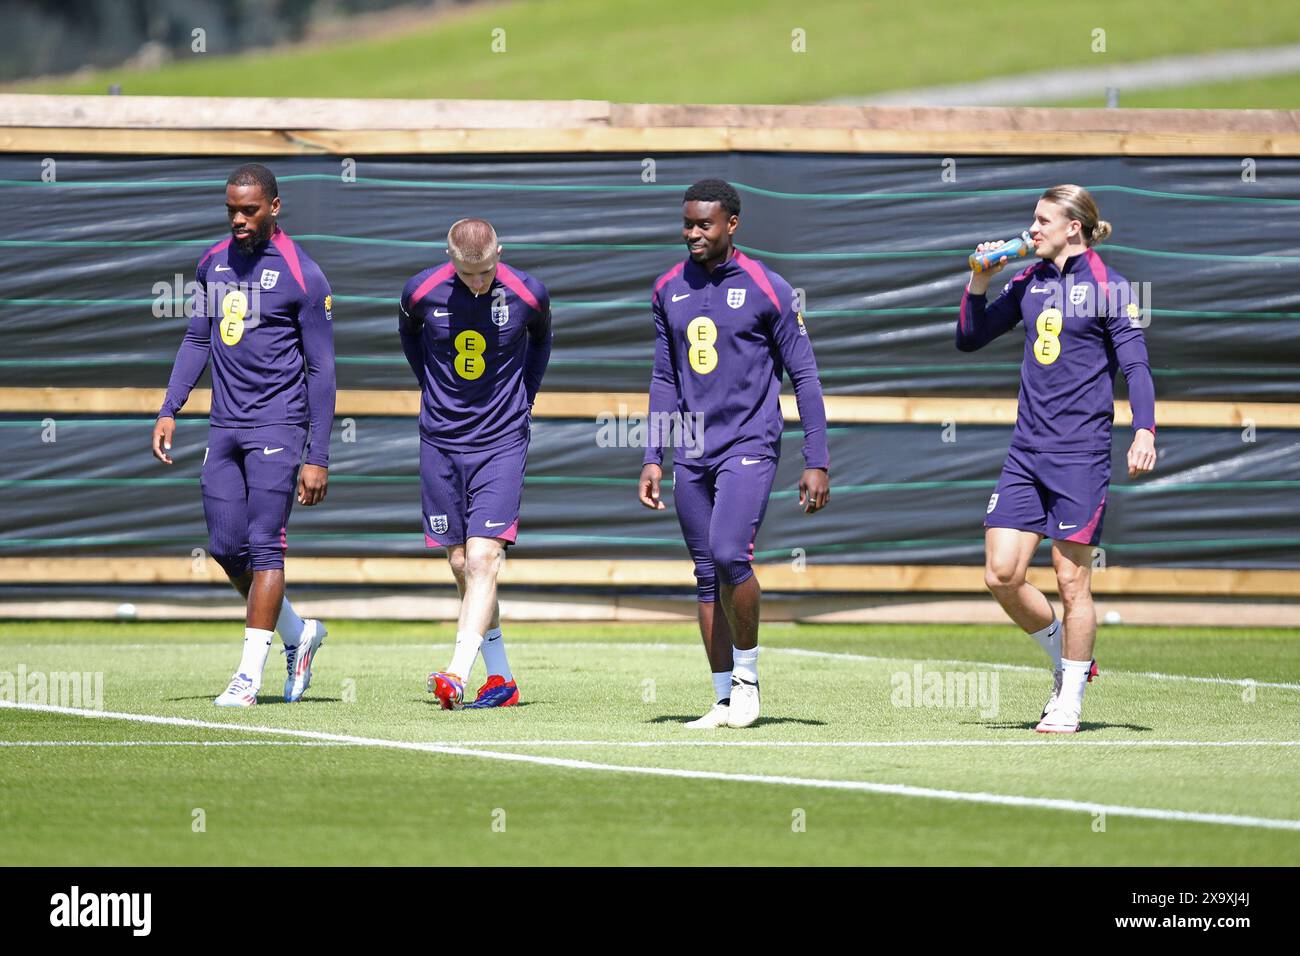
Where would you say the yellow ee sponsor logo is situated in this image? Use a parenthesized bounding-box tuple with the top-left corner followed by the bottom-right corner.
(219, 290, 248, 346)
(686, 316, 718, 374)
(454, 329, 487, 380)
(1033, 308, 1063, 365)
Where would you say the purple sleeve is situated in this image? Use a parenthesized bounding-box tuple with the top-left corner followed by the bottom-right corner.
(955, 272, 1028, 352)
(523, 286, 552, 405)
(769, 294, 830, 471)
(1105, 283, 1157, 434)
(397, 289, 424, 386)
(300, 272, 336, 467)
(643, 291, 676, 467)
(159, 266, 212, 418)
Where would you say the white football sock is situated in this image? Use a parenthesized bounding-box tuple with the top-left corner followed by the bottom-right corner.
(448, 630, 484, 681)
(480, 627, 512, 682)
(237, 628, 274, 686)
(1059, 657, 1091, 713)
(276, 597, 305, 647)
(1028, 617, 1062, 671)
(732, 646, 759, 684)
(712, 671, 732, 703)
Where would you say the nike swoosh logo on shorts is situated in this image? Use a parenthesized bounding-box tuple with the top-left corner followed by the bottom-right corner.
(741, 457, 762, 465)
(671, 293, 690, 302)
(263, 446, 284, 455)
(434, 309, 451, 317)
(1058, 522, 1078, 530)
(485, 520, 506, 528)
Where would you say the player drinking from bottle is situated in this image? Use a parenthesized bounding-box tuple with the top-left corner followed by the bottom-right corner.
(957, 184, 1156, 733)
(399, 219, 552, 710)
(639, 179, 830, 729)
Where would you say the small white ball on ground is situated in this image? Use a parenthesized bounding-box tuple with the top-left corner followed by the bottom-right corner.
(115, 603, 137, 620)
(1102, 610, 1122, 626)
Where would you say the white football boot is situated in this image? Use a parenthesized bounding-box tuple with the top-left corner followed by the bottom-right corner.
(726, 677, 760, 728)
(283, 619, 327, 703)
(214, 672, 259, 708)
(684, 701, 731, 729)
(1035, 703, 1081, 734)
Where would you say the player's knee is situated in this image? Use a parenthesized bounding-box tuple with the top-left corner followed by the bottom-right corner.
(984, 561, 1023, 592)
(447, 549, 467, 580)
(464, 546, 502, 581)
(710, 546, 753, 588)
(695, 575, 718, 603)
(247, 544, 285, 572)
(1056, 566, 1092, 605)
(207, 534, 250, 578)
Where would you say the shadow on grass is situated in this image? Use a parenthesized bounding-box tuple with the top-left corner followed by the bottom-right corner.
(646, 714, 827, 727)
(968, 720, 1154, 733)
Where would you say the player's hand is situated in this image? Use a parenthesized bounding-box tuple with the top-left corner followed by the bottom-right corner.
(638, 463, 666, 510)
(972, 240, 1012, 274)
(152, 416, 176, 465)
(968, 240, 1009, 295)
(799, 468, 829, 514)
(1127, 429, 1156, 478)
(297, 464, 328, 506)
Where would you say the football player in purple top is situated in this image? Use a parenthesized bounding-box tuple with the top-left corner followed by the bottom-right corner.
(152, 164, 335, 707)
(957, 184, 1157, 733)
(639, 179, 830, 729)
(398, 219, 552, 710)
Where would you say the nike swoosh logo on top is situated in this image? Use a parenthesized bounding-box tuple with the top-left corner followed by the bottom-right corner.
(1030, 286, 1049, 293)
(741, 457, 763, 465)
(671, 293, 690, 302)
(485, 520, 506, 528)
(433, 309, 451, 317)
(214, 265, 232, 272)
(1058, 522, 1078, 530)
(263, 447, 284, 455)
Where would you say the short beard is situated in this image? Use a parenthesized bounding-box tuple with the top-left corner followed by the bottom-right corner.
(234, 224, 271, 254)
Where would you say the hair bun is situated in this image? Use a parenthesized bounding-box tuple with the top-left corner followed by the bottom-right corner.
(1092, 220, 1113, 245)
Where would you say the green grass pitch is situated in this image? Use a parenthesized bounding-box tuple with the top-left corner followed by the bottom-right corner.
(1, 619, 1297, 866)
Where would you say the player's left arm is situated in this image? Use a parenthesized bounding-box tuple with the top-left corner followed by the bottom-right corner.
(768, 281, 830, 514)
(1104, 279, 1156, 478)
(297, 270, 336, 505)
(523, 283, 553, 406)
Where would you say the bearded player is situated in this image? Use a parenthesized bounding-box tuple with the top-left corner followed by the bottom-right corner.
(957, 184, 1156, 733)
(399, 219, 552, 710)
(638, 179, 830, 729)
(153, 163, 335, 706)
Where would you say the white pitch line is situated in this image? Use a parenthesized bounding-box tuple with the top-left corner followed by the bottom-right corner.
(443, 739, 1300, 749)
(4, 738, 1296, 750)
(0, 740, 350, 747)
(3, 699, 1298, 833)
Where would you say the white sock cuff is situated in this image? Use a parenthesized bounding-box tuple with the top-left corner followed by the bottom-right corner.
(1029, 618, 1060, 641)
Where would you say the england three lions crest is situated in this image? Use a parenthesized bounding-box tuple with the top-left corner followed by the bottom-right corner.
(260, 269, 280, 290)
(491, 302, 510, 327)
(726, 288, 747, 309)
(429, 514, 449, 535)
